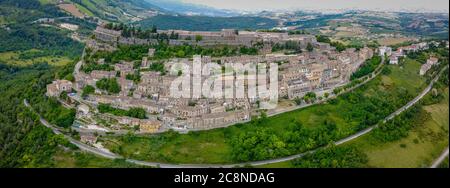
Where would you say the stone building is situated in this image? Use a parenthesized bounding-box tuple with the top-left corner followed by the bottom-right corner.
(46, 80, 73, 97)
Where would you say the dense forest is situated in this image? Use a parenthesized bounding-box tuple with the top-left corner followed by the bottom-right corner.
(0, 0, 119, 167)
(350, 56, 382, 80)
(291, 145, 368, 168)
(0, 63, 72, 167)
(0, 0, 86, 59)
(0, 62, 143, 167)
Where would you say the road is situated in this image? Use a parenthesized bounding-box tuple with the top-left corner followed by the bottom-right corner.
(24, 99, 119, 159)
(430, 147, 449, 168)
(27, 64, 447, 168)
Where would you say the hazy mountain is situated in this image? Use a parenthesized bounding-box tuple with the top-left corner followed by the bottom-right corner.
(144, 0, 240, 17)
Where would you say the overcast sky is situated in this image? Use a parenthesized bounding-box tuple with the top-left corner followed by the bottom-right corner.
(181, 0, 449, 12)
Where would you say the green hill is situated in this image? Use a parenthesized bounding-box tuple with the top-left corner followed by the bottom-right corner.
(138, 14, 278, 31)
(39, 0, 166, 22)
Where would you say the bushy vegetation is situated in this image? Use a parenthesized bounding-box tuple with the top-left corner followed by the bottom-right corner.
(230, 119, 339, 162)
(126, 71, 141, 83)
(351, 56, 382, 80)
(82, 85, 95, 98)
(371, 105, 426, 143)
(316, 35, 364, 52)
(98, 103, 147, 119)
(96, 43, 258, 62)
(291, 146, 368, 168)
(96, 78, 121, 94)
(38, 97, 76, 128)
(0, 1, 83, 59)
(0, 62, 75, 167)
(371, 68, 449, 143)
(272, 41, 302, 53)
(0, 0, 143, 167)
(148, 62, 165, 73)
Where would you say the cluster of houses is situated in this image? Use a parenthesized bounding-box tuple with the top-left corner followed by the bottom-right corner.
(278, 47, 373, 99)
(420, 57, 439, 76)
(379, 42, 429, 65)
(52, 26, 450, 134)
(378, 42, 441, 76)
(69, 38, 375, 131)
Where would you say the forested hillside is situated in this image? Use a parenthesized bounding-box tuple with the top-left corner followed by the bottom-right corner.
(137, 15, 278, 31)
(0, 0, 85, 58)
(38, 0, 165, 22)
(0, 0, 139, 167)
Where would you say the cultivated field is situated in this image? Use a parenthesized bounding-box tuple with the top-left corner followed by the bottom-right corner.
(58, 3, 84, 18)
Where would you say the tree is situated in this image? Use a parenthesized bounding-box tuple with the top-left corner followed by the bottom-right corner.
(150, 25, 157, 33)
(195, 35, 203, 42)
(292, 146, 368, 168)
(127, 108, 147, 119)
(316, 35, 331, 43)
(96, 78, 121, 94)
(294, 97, 302, 105)
(324, 92, 330, 98)
(306, 43, 314, 52)
(82, 85, 95, 98)
(176, 50, 185, 58)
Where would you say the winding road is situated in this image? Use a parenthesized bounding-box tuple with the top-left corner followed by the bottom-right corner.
(26, 64, 448, 168)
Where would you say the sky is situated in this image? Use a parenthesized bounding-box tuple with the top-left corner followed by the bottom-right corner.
(181, 0, 450, 12)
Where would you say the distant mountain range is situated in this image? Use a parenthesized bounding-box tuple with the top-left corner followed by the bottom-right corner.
(144, 0, 240, 17)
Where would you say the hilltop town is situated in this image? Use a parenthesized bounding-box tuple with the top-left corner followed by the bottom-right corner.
(46, 24, 444, 140)
(1, 0, 450, 171)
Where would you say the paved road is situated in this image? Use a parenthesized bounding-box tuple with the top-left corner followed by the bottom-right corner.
(27, 64, 447, 168)
(430, 147, 449, 168)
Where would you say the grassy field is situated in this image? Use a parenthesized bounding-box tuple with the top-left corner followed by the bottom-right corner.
(100, 59, 427, 164)
(438, 157, 449, 168)
(382, 57, 425, 94)
(75, 3, 95, 17)
(58, 3, 85, 18)
(53, 149, 144, 168)
(257, 86, 448, 168)
(377, 37, 414, 46)
(257, 161, 293, 168)
(0, 50, 72, 67)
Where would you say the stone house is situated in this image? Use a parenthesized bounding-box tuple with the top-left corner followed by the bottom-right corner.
(46, 80, 73, 97)
(80, 133, 97, 145)
(139, 120, 161, 133)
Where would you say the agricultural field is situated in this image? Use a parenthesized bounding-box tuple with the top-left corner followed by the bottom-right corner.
(58, 3, 85, 18)
(377, 37, 415, 46)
